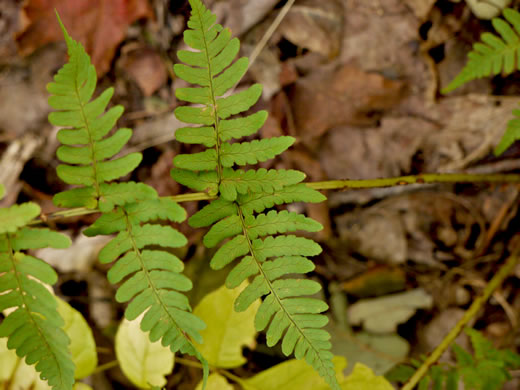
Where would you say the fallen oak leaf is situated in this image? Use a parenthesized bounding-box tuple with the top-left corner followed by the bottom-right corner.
(16, 0, 152, 75)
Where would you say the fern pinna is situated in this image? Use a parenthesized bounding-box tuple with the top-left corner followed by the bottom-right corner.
(171, 0, 339, 388)
(47, 15, 209, 383)
(0, 194, 74, 390)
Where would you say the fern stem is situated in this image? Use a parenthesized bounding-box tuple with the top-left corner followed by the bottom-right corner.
(91, 360, 119, 374)
(30, 172, 520, 224)
(308, 173, 520, 190)
(174, 356, 248, 387)
(402, 241, 520, 390)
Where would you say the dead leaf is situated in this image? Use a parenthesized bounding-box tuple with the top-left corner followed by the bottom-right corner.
(289, 65, 404, 142)
(348, 288, 433, 333)
(335, 210, 408, 265)
(120, 46, 167, 96)
(279, 0, 344, 59)
(16, 0, 153, 75)
(341, 266, 407, 298)
(220, 0, 279, 36)
(402, 0, 436, 19)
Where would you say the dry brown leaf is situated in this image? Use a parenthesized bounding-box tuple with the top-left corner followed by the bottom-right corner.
(120, 46, 167, 96)
(289, 65, 404, 142)
(279, 0, 344, 59)
(16, 0, 152, 75)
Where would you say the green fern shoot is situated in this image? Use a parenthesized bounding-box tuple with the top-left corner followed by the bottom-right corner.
(171, 0, 339, 388)
(0, 198, 74, 390)
(47, 14, 209, 384)
(443, 8, 520, 156)
(443, 8, 520, 93)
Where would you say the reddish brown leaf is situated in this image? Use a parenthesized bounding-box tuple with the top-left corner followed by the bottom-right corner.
(120, 46, 167, 96)
(289, 65, 404, 143)
(16, 0, 152, 75)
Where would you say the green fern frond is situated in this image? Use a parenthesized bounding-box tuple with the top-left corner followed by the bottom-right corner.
(172, 1, 339, 388)
(47, 14, 142, 210)
(443, 8, 520, 93)
(0, 202, 74, 390)
(83, 195, 208, 379)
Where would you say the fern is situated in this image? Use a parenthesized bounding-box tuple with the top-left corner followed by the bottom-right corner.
(83, 197, 208, 370)
(443, 8, 520, 93)
(0, 199, 74, 390)
(386, 328, 520, 390)
(172, 0, 339, 388)
(47, 14, 146, 212)
(47, 14, 209, 385)
(442, 8, 520, 155)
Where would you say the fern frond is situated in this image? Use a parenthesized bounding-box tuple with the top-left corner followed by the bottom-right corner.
(84, 195, 208, 377)
(0, 202, 74, 390)
(47, 15, 142, 210)
(173, 1, 339, 388)
(443, 8, 520, 92)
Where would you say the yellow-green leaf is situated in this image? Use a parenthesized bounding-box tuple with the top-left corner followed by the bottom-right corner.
(57, 298, 97, 379)
(195, 373, 233, 390)
(342, 363, 394, 390)
(242, 356, 346, 390)
(193, 281, 260, 368)
(115, 316, 175, 389)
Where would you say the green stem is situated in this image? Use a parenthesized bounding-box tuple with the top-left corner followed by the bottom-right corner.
(29, 172, 520, 225)
(174, 356, 247, 387)
(308, 173, 520, 190)
(401, 243, 520, 390)
(92, 360, 119, 374)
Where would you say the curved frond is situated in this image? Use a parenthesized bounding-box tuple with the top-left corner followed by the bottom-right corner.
(443, 8, 520, 92)
(0, 202, 74, 390)
(84, 196, 208, 378)
(47, 15, 142, 210)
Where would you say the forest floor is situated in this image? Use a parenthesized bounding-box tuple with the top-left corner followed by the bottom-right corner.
(1, 0, 520, 388)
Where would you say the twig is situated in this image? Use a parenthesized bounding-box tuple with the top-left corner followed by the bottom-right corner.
(29, 172, 520, 225)
(247, 0, 296, 70)
(402, 240, 520, 390)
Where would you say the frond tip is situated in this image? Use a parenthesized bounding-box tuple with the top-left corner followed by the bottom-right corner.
(47, 13, 142, 210)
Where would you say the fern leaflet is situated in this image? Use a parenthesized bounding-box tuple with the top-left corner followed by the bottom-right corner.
(443, 8, 520, 93)
(47, 14, 144, 212)
(172, 0, 339, 388)
(0, 200, 74, 390)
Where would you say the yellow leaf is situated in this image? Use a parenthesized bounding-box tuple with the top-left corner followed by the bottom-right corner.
(193, 281, 260, 368)
(115, 316, 174, 389)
